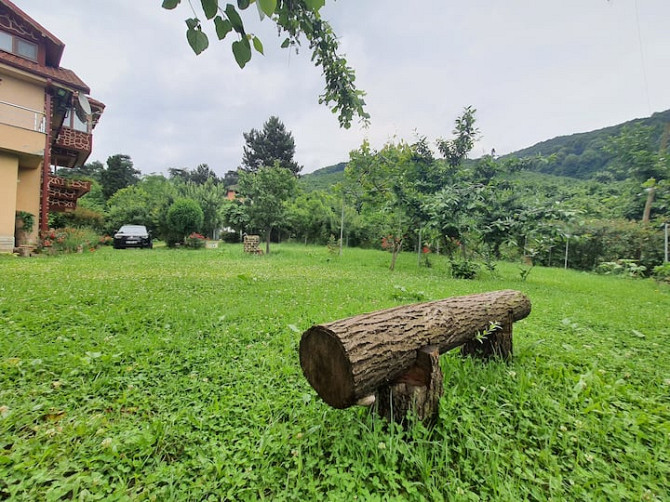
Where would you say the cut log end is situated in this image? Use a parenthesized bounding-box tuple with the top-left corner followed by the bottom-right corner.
(299, 326, 354, 408)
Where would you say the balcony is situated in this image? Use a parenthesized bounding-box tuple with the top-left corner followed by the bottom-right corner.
(51, 126, 92, 168)
(48, 175, 91, 212)
(0, 100, 46, 132)
(0, 100, 46, 167)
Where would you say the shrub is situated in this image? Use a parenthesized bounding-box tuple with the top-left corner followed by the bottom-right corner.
(596, 259, 647, 278)
(166, 198, 204, 246)
(549, 219, 664, 271)
(652, 263, 670, 283)
(450, 260, 480, 280)
(185, 232, 206, 249)
(220, 230, 240, 243)
(50, 207, 105, 233)
(38, 227, 101, 254)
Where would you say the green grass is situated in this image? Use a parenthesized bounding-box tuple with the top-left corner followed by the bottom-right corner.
(1, 244, 668, 500)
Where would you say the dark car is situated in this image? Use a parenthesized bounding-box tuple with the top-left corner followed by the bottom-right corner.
(113, 225, 152, 249)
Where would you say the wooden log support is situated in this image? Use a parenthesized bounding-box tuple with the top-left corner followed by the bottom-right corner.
(299, 290, 531, 413)
(375, 345, 443, 424)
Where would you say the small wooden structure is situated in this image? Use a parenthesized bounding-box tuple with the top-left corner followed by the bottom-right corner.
(243, 235, 262, 254)
(299, 290, 531, 423)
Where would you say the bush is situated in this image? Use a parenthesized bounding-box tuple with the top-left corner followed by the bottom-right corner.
(450, 260, 480, 280)
(220, 230, 240, 243)
(166, 198, 204, 246)
(549, 219, 664, 271)
(50, 207, 105, 233)
(184, 232, 206, 249)
(38, 227, 102, 254)
(652, 263, 670, 283)
(596, 259, 647, 278)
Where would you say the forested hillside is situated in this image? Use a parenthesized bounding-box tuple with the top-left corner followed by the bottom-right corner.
(302, 109, 670, 186)
(507, 109, 670, 179)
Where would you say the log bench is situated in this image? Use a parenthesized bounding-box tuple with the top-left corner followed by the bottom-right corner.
(299, 290, 531, 423)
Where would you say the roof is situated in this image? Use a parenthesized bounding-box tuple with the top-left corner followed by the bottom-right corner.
(0, 0, 65, 65)
(0, 51, 90, 93)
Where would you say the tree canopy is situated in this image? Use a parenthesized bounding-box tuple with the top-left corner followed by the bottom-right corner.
(241, 116, 301, 175)
(161, 0, 368, 129)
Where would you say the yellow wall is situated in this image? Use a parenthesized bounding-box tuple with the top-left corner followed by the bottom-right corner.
(0, 153, 19, 252)
(16, 164, 41, 246)
(0, 67, 46, 252)
(0, 69, 45, 113)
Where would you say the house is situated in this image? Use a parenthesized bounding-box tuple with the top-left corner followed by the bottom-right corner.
(0, 0, 104, 252)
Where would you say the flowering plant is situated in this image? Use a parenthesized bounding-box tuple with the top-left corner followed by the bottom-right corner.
(185, 232, 206, 249)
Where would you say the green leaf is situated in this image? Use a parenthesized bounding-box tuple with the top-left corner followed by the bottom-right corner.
(280, 37, 290, 49)
(232, 38, 251, 68)
(162, 0, 181, 9)
(252, 36, 264, 55)
(304, 0, 325, 11)
(185, 18, 199, 29)
(187, 27, 209, 55)
(214, 16, 233, 39)
(257, 0, 276, 16)
(225, 3, 245, 33)
(201, 0, 218, 20)
(237, 0, 250, 9)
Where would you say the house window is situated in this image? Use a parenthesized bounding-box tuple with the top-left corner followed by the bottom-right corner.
(0, 30, 38, 62)
(63, 108, 89, 133)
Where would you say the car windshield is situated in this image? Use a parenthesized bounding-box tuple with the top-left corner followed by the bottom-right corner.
(118, 225, 147, 236)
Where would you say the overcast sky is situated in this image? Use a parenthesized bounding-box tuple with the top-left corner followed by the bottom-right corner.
(14, 0, 670, 176)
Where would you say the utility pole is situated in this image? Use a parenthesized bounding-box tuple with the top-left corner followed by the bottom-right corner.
(339, 198, 345, 256)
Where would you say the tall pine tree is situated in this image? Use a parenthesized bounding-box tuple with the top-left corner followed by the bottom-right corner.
(241, 116, 302, 176)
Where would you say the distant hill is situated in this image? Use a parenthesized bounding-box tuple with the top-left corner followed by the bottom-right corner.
(506, 109, 670, 179)
(300, 109, 670, 190)
(300, 162, 346, 192)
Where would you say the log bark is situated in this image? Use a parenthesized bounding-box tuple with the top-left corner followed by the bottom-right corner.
(460, 310, 514, 361)
(299, 289, 531, 409)
(375, 345, 443, 424)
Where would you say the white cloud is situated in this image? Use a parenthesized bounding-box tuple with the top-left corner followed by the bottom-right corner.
(12, 0, 670, 176)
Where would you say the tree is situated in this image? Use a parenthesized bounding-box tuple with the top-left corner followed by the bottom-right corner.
(105, 186, 153, 235)
(161, 0, 369, 129)
(242, 116, 301, 175)
(238, 164, 297, 254)
(166, 198, 204, 246)
(180, 179, 228, 238)
(437, 106, 479, 169)
(169, 164, 220, 185)
(346, 139, 429, 270)
(606, 124, 670, 222)
(100, 154, 141, 200)
(57, 160, 105, 183)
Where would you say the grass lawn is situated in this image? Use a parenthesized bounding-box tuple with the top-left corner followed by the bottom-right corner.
(1, 244, 668, 500)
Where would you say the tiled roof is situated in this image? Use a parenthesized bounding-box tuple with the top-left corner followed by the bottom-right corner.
(0, 50, 90, 93)
(0, 0, 64, 65)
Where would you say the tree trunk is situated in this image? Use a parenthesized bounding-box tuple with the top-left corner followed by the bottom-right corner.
(642, 185, 655, 223)
(460, 310, 513, 360)
(299, 290, 531, 409)
(265, 227, 271, 254)
(375, 345, 443, 424)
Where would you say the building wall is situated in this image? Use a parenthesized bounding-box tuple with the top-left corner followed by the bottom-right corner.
(0, 70, 45, 107)
(0, 152, 19, 252)
(16, 163, 41, 245)
(0, 70, 45, 252)
(0, 69, 45, 161)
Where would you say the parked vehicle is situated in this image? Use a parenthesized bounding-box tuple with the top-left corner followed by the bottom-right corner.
(113, 225, 152, 249)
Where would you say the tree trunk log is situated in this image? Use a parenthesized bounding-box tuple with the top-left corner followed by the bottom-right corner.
(375, 345, 443, 424)
(460, 310, 513, 360)
(299, 289, 531, 409)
